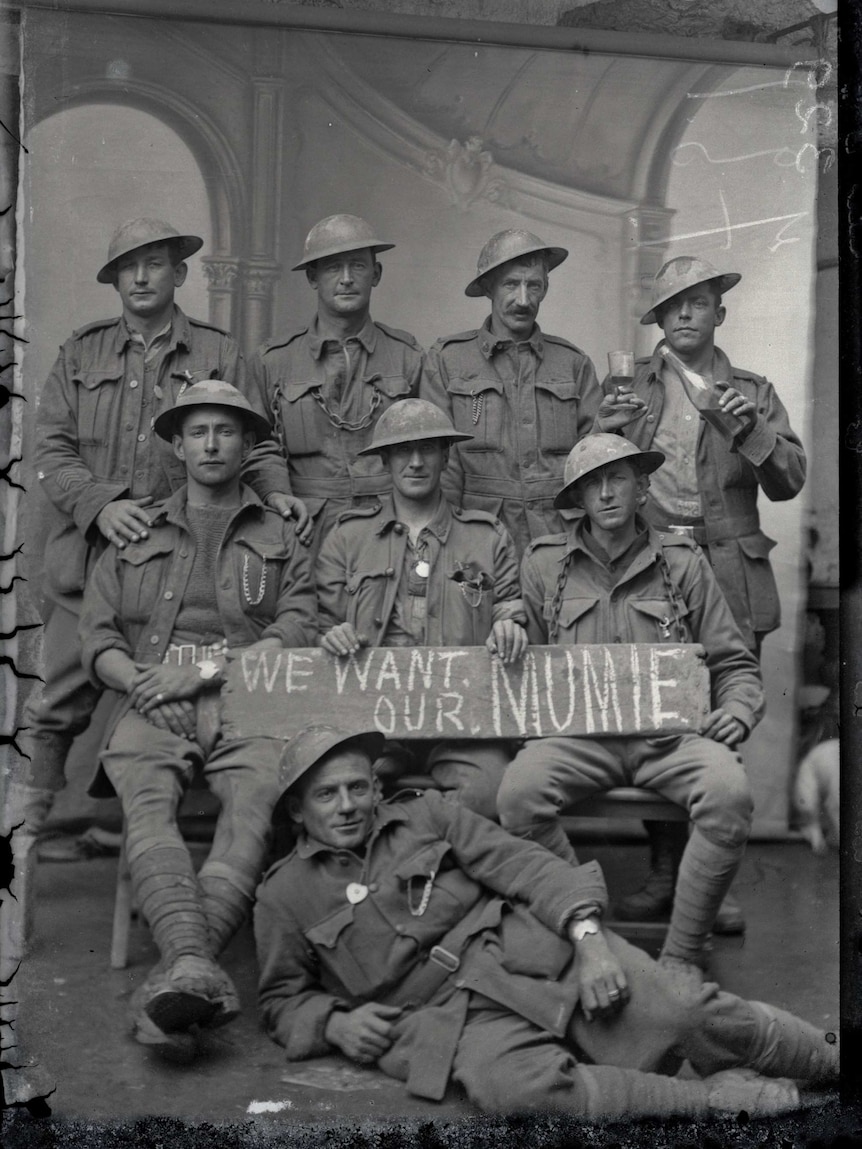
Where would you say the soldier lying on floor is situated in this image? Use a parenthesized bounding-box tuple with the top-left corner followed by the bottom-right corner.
(254, 725, 837, 1119)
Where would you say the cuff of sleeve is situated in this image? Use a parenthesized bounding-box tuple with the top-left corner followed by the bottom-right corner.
(261, 621, 314, 648)
(492, 599, 528, 625)
(720, 700, 755, 735)
(73, 483, 129, 538)
(552, 860, 608, 933)
(82, 638, 133, 687)
(734, 418, 775, 467)
(276, 996, 349, 1060)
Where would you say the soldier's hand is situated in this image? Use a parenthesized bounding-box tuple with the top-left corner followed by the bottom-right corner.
(717, 386, 756, 427)
(267, 493, 313, 546)
(572, 928, 630, 1022)
(324, 1003, 402, 1063)
(96, 497, 154, 547)
(128, 663, 203, 713)
(701, 708, 747, 747)
(144, 699, 197, 739)
(595, 385, 647, 432)
(486, 619, 529, 664)
(320, 623, 368, 657)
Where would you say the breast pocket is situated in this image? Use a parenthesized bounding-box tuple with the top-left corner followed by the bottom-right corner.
(117, 539, 175, 623)
(535, 378, 580, 454)
(543, 596, 598, 643)
(629, 598, 692, 642)
(279, 380, 329, 457)
(304, 904, 371, 998)
(392, 841, 482, 942)
(446, 376, 504, 450)
(234, 537, 295, 621)
(75, 370, 122, 474)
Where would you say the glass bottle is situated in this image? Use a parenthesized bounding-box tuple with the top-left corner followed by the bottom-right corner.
(659, 344, 748, 441)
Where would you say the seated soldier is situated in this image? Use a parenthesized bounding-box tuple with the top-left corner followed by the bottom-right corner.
(79, 380, 317, 1058)
(255, 725, 837, 1120)
(496, 433, 761, 984)
(316, 397, 527, 819)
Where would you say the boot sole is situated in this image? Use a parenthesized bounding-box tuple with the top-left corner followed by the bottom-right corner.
(145, 989, 219, 1034)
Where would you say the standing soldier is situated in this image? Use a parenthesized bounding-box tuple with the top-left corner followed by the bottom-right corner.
(423, 229, 603, 557)
(595, 257, 806, 931)
(245, 214, 426, 559)
(14, 220, 257, 913)
(317, 398, 528, 819)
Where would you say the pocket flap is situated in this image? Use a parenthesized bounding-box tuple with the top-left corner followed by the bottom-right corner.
(630, 597, 690, 622)
(75, 369, 122, 390)
(235, 536, 292, 562)
(117, 539, 176, 567)
(546, 597, 598, 626)
(393, 840, 451, 881)
(284, 379, 320, 402)
(345, 569, 387, 595)
(372, 375, 413, 401)
(304, 903, 355, 949)
(738, 532, 777, 560)
(446, 376, 503, 399)
(534, 378, 577, 401)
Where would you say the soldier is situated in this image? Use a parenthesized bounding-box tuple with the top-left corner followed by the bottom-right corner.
(254, 725, 837, 1118)
(496, 435, 762, 984)
(245, 214, 426, 559)
(79, 381, 317, 1058)
(423, 228, 602, 556)
(317, 398, 527, 819)
(14, 220, 271, 905)
(595, 257, 806, 931)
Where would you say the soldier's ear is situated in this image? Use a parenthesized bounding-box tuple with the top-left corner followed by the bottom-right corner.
(241, 430, 255, 458)
(372, 261, 382, 287)
(286, 794, 304, 826)
(173, 433, 185, 463)
(173, 261, 188, 289)
(714, 304, 726, 328)
(306, 266, 319, 292)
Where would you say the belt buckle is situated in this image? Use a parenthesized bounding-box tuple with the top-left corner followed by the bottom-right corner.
(429, 945, 460, 973)
(666, 524, 695, 540)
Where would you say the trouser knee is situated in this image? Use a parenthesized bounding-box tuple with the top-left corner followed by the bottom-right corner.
(689, 776, 753, 847)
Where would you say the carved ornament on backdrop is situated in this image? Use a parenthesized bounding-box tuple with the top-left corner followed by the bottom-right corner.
(421, 137, 513, 211)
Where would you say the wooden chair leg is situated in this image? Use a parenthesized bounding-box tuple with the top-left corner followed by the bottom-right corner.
(110, 830, 132, 970)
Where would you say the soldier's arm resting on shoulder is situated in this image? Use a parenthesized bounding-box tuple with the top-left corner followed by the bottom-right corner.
(315, 526, 369, 653)
(519, 548, 552, 645)
(263, 524, 319, 648)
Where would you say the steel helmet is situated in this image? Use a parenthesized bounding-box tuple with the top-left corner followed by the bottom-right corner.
(292, 214, 395, 271)
(97, 218, 203, 284)
(276, 725, 386, 801)
(152, 379, 272, 443)
(554, 433, 665, 509)
(465, 228, 568, 297)
(640, 256, 741, 325)
(357, 399, 473, 455)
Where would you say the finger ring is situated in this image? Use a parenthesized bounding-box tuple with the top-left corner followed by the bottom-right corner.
(608, 990, 620, 997)
(156, 693, 164, 702)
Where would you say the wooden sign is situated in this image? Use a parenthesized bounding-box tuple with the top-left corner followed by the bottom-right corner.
(220, 644, 710, 743)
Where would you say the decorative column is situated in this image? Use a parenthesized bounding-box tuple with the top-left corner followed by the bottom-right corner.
(201, 257, 242, 336)
(243, 32, 285, 350)
(243, 265, 281, 355)
(627, 204, 676, 354)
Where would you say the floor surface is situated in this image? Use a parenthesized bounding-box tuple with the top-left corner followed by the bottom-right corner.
(5, 836, 842, 1142)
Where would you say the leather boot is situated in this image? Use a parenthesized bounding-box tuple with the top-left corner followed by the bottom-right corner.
(613, 820, 687, 921)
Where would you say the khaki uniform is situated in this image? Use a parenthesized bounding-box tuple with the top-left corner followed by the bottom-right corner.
(423, 321, 602, 555)
(245, 317, 426, 556)
(317, 496, 525, 817)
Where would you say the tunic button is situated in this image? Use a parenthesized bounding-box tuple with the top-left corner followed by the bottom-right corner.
(373, 617, 383, 626)
(129, 380, 139, 389)
(368, 882, 379, 893)
(393, 524, 404, 535)
(179, 550, 188, 558)
(338, 857, 349, 867)
(164, 591, 174, 601)
(646, 415, 655, 422)
(149, 635, 159, 645)
(385, 568, 395, 577)
(395, 925, 405, 934)
(137, 433, 146, 442)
